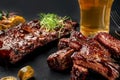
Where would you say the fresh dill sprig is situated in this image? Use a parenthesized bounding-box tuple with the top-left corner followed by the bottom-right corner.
(39, 13, 69, 31)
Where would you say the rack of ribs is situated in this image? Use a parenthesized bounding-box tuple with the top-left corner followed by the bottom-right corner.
(47, 31, 87, 71)
(0, 20, 77, 64)
(71, 38, 120, 80)
(47, 31, 120, 80)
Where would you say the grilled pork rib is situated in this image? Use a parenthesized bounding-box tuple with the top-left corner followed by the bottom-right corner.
(95, 32, 120, 59)
(58, 38, 70, 50)
(0, 20, 77, 63)
(71, 64, 88, 80)
(47, 48, 74, 71)
(69, 31, 86, 51)
(58, 31, 87, 50)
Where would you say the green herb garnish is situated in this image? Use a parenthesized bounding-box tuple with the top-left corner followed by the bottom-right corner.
(0, 10, 10, 20)
(39, 13, 69, 31)
(0, 10, 3, 20)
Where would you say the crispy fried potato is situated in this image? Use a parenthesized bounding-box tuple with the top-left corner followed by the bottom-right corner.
(0, 15, 25, 30)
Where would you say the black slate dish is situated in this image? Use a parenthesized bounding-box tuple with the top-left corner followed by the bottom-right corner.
(0, 0, 120, 80)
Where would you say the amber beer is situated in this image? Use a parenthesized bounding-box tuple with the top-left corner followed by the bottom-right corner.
(78, 0, 114, 37)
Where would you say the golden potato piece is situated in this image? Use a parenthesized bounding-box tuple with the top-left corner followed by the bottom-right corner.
(0, 76, 17, 80)
(0, 15, 25, 30)
(8, 16, 25, 27)
(17, 65, 34, 80)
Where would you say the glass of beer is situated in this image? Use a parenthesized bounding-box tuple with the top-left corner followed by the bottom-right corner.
(78, 0, 114, 37)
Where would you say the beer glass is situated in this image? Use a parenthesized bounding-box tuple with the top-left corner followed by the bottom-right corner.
(78, 0, 114, 37)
